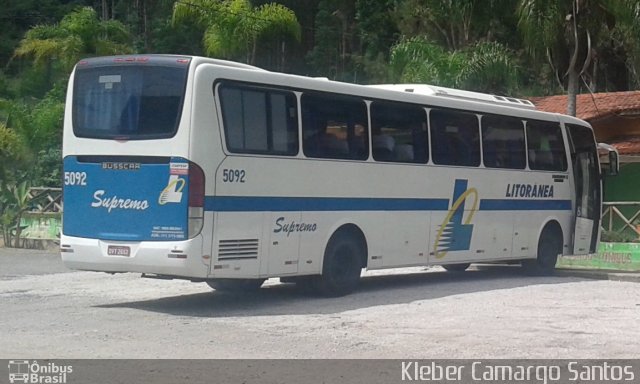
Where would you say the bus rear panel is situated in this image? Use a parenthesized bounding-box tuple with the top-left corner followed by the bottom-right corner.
(61, 55, 208, 278)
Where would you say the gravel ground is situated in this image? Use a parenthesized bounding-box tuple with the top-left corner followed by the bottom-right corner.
(1, 247, 639, 359)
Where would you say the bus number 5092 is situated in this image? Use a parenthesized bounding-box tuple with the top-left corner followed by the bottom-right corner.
(64, 171, 87, 186)
(222, 169, 246, 183)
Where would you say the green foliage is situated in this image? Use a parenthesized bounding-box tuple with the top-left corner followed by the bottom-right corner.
(606, 0, 640, 89)
(390, 37, 457, 85)
(173, 0, 301, 66)
(356, 0, 398, 58)
(395, 0, 476, 50)
(0, 71, 9, 99)
(458, 41, 520, 94)
(31, 148, 63, 188)
(0, 86, 63, 189)
(0, 181, 36, 247)
(305, 1, 343, 78)
(2, 91, 64, 155)
(516, 0, 640, 102)
(149, 17, 204, 55)
(390, 37, 520, 94)
(14, 6, 132, 71)
(0, 123, 29, 184)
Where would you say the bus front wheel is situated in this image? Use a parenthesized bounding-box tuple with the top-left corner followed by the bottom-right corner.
(314, 232, 364, 297)
(522, 225, 562, 276)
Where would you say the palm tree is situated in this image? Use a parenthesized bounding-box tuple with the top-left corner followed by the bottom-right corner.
(14, 7, 131, 72)
(458, 41, 520, 94)
(389, 36, 463, 86)
(389, 37, 519, 95)
(173, 0, 301, 67)
(516, 0, 639, 115)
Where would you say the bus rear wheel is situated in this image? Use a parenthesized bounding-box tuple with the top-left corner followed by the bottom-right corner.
(442, 263, 470, 272)
(206, 278, 265, 292)
(522, 225, 562, 276)
(313, 232, 364, 297)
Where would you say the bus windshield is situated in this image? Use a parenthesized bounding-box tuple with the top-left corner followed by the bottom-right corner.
(72, 58, 189, 140)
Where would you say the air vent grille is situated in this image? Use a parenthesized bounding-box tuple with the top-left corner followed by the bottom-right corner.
(218, 239, 259, 260)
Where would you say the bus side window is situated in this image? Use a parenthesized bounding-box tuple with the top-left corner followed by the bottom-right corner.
(481, 114, 526, 169)
(301, 92, 368, 160)
(219, 82, 298, 156)
(526, 120, 567, 171)
(430, 109, 480, 167)
(370, 101, 428, 163)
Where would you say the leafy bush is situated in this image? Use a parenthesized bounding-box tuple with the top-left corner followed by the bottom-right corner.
(0, 123, 29, 183)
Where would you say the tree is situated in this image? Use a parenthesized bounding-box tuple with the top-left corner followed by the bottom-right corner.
(389, 36, 463, 85)
(353, 0, 399, 83)
(0, 122, 28, 185)
(606, 0, 640, 89)
(13, 6, 131, 72)
(0, 0, 86, 66)
(396, 0, 477, 51)
(0, 85, 64, 189)
(389, 37, 520, 94)
(458, 41, 521, 94)
(1, 88, 64, 156)
(516, 0, 640, 114)
(173, 0, 301, 68)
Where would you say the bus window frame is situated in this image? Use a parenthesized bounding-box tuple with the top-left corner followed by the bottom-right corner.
(216, 80, 300, 157)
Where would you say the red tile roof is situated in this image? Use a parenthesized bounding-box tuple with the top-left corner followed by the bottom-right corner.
(531, 91, 640, 155)
(602, 136, 640, 156)
(530, 91, 640, 121)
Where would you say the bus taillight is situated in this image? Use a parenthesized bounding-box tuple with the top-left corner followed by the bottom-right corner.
(188, 161, 204, 238)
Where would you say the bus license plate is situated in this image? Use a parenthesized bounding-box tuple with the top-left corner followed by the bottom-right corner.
(107, 245, 130, 257)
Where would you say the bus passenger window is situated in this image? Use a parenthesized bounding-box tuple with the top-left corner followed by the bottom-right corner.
(526, 120, 567, 171)
(481, 115, 526, 169)
(430, 109, 480, 167)
(218, 82, 298, 156)
(370, 101, 428, 163)
(301, 93, 368, 160)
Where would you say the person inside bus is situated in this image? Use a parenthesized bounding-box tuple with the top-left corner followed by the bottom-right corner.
(372, 134, 395, 161)
(304, 117, 349, 158)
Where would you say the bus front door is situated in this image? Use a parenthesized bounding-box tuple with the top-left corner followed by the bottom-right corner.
(567, 124, 601, 255)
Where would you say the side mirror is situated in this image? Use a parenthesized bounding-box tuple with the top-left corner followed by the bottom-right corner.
(597, 143, 619, 176)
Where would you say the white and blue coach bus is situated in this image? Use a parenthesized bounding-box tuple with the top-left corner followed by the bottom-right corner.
(60, 55, 618, 296)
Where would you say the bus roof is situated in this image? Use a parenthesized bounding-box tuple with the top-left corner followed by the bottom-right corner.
(367, 84, 537, 111)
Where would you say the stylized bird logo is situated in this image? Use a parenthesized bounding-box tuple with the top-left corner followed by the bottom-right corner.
(434, 179, 478, 259)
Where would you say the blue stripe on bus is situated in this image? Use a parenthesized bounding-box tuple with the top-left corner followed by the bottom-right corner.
(479, 199, 572, 211)
(205, 196, 450, 212)
(204, 196, 572, 212)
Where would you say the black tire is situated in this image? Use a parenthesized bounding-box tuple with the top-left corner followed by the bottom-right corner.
(442, 263, 471, 272)
(206, 278, 265, 292)
(522, 225, 562, 276)
(313, 232, 364, 297)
